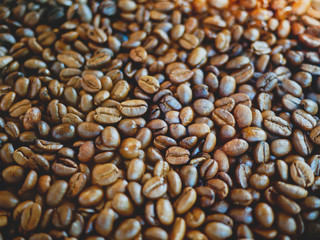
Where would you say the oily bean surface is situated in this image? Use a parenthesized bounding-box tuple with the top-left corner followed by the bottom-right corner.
(0, 1, 320, 239)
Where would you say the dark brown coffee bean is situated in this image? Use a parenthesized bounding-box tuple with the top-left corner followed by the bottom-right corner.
(52, 124, 75, 141)
(0, 191, 19, 209)
(52, 158, 78, 177)
(77, 122, 103, 139)
(204, 222, 232, 240)
(275, 181, 308, 199)
(114, 218, 141, 240)
(68, 172, 87, 198)
(255, 202, 274, 228)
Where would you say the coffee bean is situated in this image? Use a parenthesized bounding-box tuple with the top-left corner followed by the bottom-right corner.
(165, 146, 190, 165)
(93, 107, 122, 124)
(20, 203, 42, 231)
(223, 139, 248, 156)
(169, 68, 194, 84)
(119, 138, 141, 159)
(119, 99, 148, 117)
(52, 123, 75, 141)
(255, 202, 274, 228)
(290, 161, 315, 188)
(0, 191, 19, 209)
(57, 50, 84, 68)
(92, 163, 120, 187)
(204, 222, 232, 240)
(115, 218, 141, 240)
(46, 180, 68, 207)
(174, 187, 197, 215)
(143, 176, 167, 199)
(310, 125, 320, 145)
(275, 181, 308, 199)
(211, 108, 235, 127)
(263, 116, 292, 137)
(81, 74, 102, 93)
(68, 172, 87, 198)
(52, 158, 78, 177)
(95, 207, 117, 237)
(292, 109, 316, 131)
(78, 186, 104, 207)
(138, 75, 160, 94)
(77, 122, 103, 139)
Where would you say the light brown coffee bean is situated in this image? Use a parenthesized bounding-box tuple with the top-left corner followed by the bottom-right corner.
(263, 116, 292, 137)
(292, 109, 317, 131)
(114, 218, 141, 240)
(92, 163, 120, 186)
(174, 187, 197, 215)
(204, 222, 232, 240)
(166, 146, 190, 165)
(93, 107, 122, 124)
(255, 202, 274, 228)
(290, 161, 315, 188)
(46, 180, 68, 207)
(119, 99, 148, 117)
(275, 181, 308, 199)
(310, 125, 320, 145)
(143, 176, 167, 199)
(81, 74, 102, 93)
(169, 68, 194, 84)
(20, 203, 42, 231)
(223, 139, 248, 156)
(156, 198, 174, 225)
(138, 75, 160, 94)
(78, 186, 103, 207)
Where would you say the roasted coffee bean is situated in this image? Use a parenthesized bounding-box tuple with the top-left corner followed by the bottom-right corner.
(92, 163, 120, 187)
(223, 139, 248, 156)
(1, 1, 320, 239)
(46, 180, 68, 207)
(174, 187, 197, 215)
(78, 186, 104, 207)
(77, 122, 103, 139)
(290, 161, 315, 188)
(310, 126, 320, 145)
(20, 203, 42, 231)
(93, 107, 122, 124)
(263, 116, 292, 137)
(138, 75, 160, 94)
(119, 99, 148, 117)
(68, 172, 87, 198)
(165, 146, 190, 165)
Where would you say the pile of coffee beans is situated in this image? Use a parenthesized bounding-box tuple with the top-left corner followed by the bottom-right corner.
(1, 0, 320, 239)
